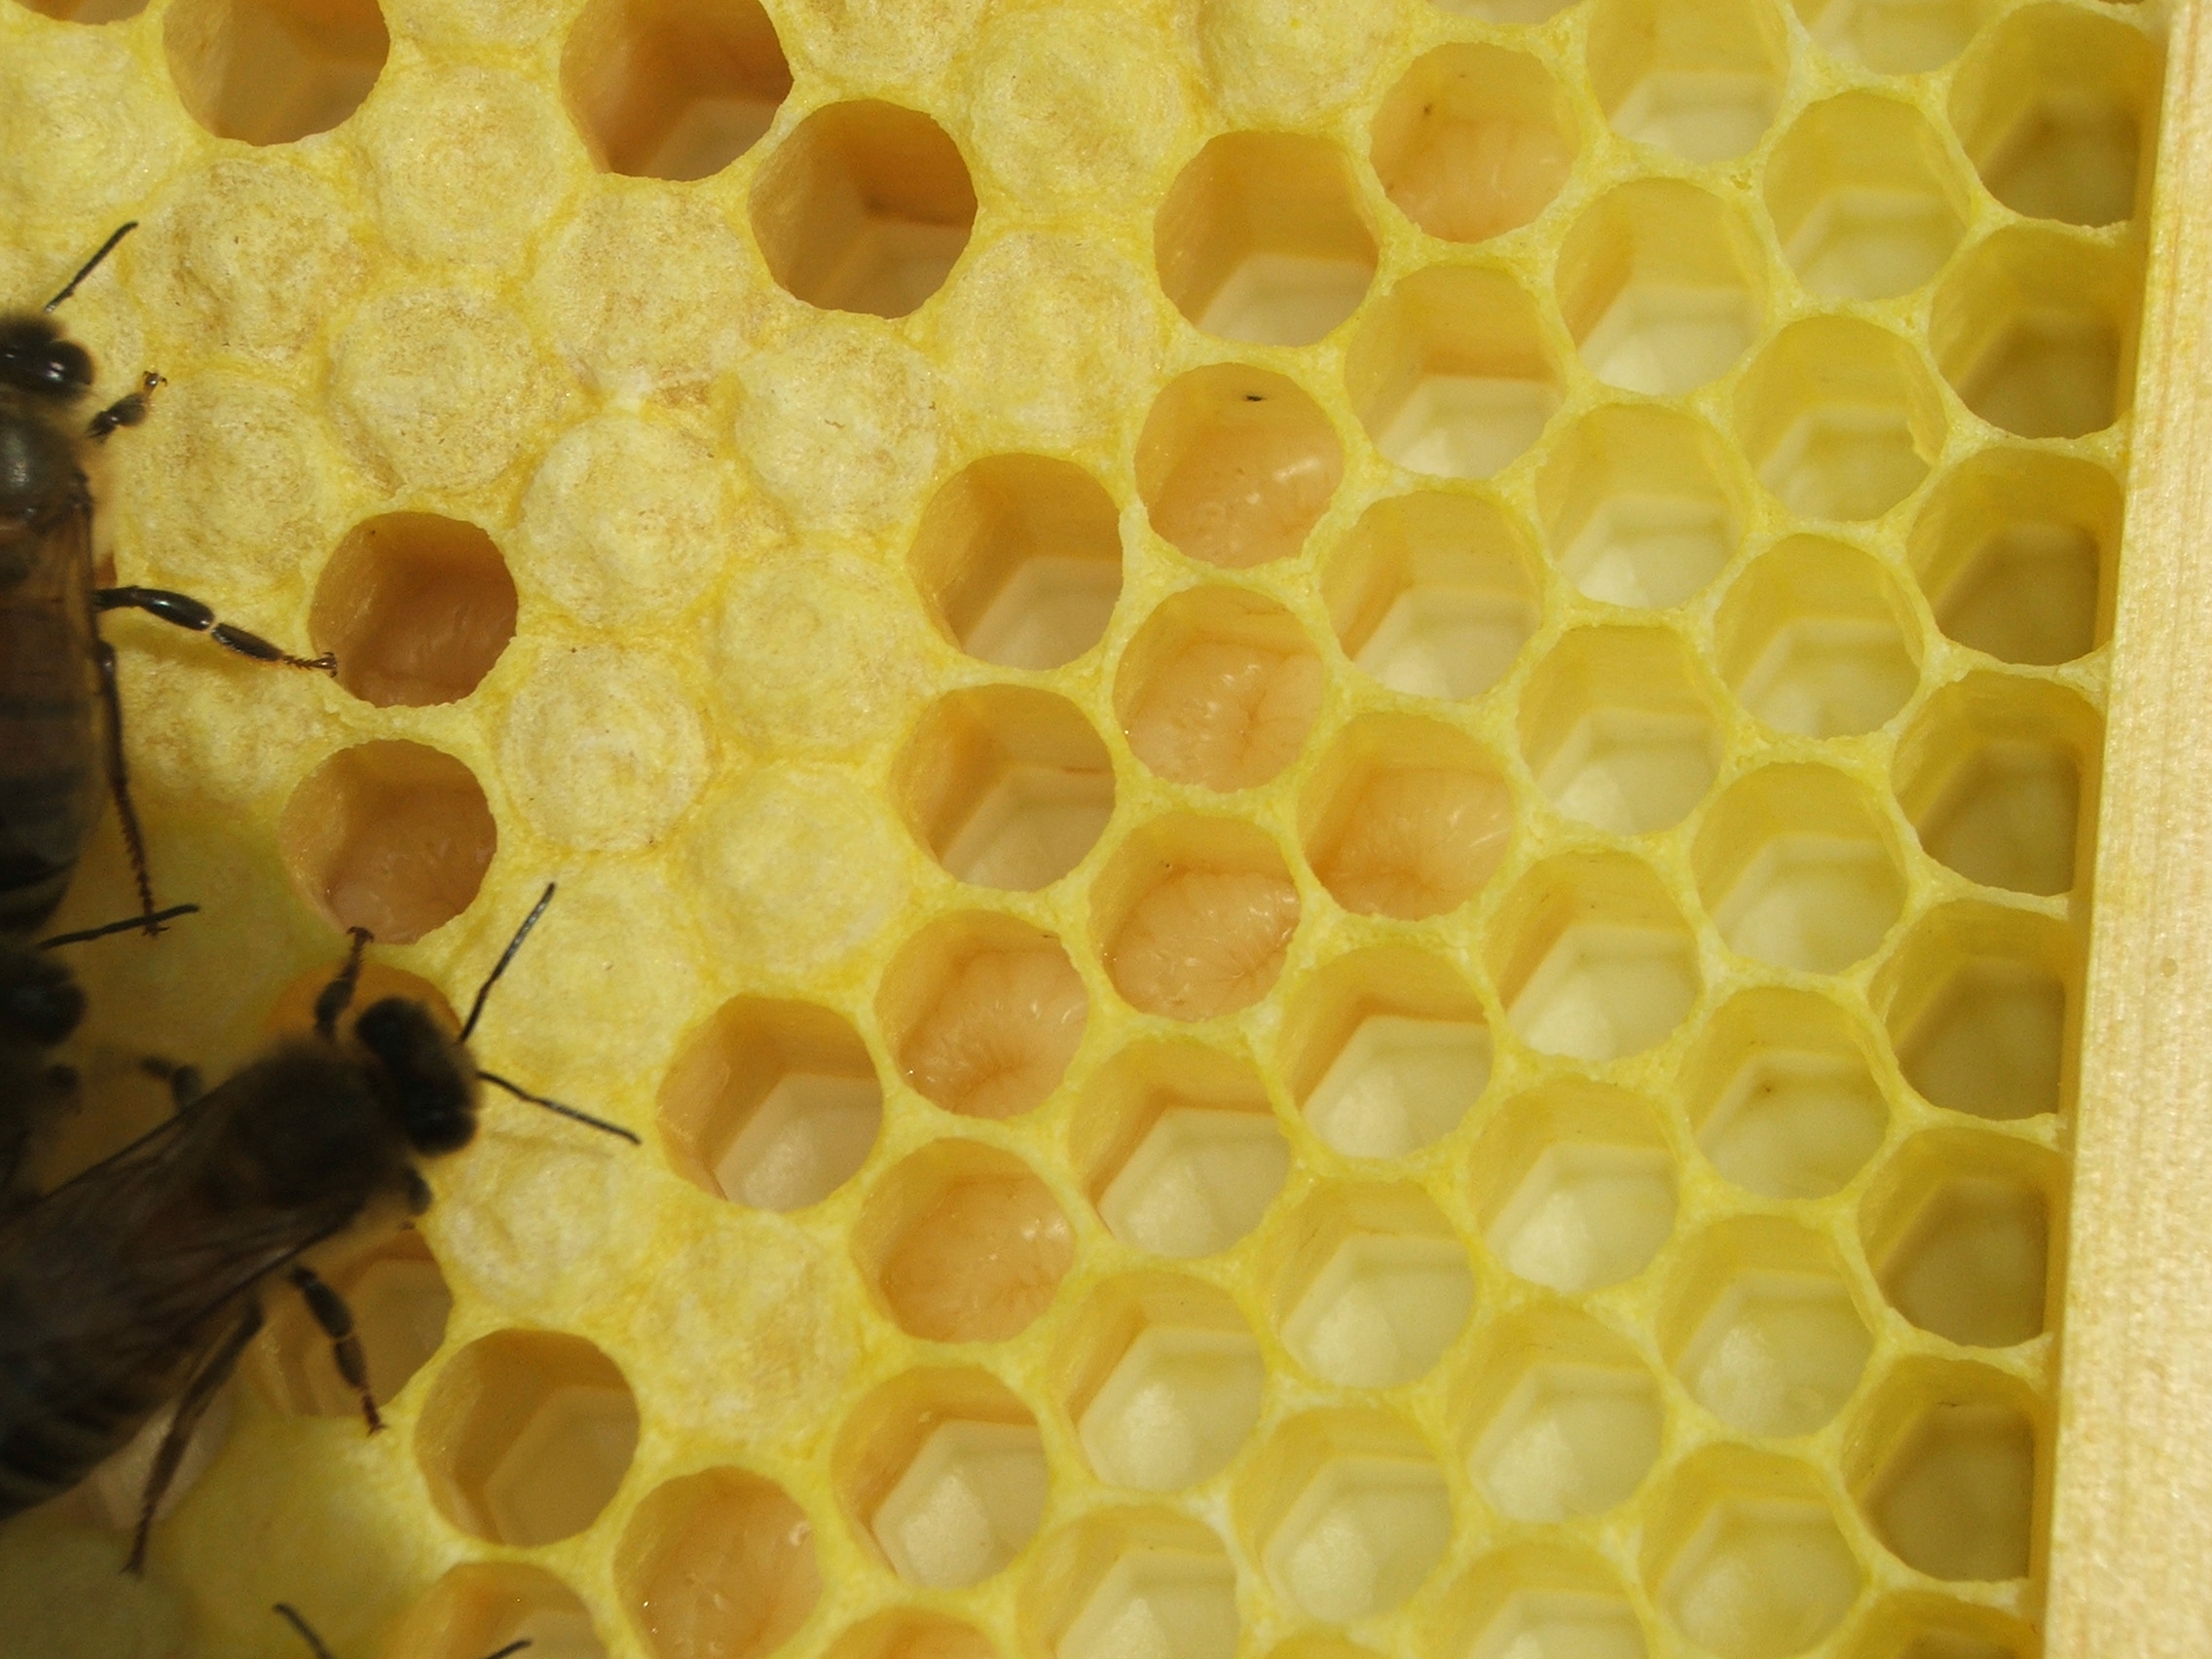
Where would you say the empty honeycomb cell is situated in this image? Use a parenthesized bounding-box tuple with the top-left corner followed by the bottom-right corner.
(1075, 1040, 1289, 1259)
(1299, 715, 1513, 922)
(1437, 1546, 1647, 1659)
(1853, 1593, 2035, 1659)
(1344, 265, 1564, 480)
(1054, 1272, 1264, 1492)
(309, 513, 516, 708)
(1714, 536, 1921, 739)
(1764, 95, 1971, 304)
(1469, 1081, 1677, 1294)
(834, 1368, 1047, 1588)
(857, 1140, 1074, 1342)
(656, 997, 883, 1211)
(1863, 1129, 2058, 1347)
(1269, 1181, 1474, 1387)
(1894, 674, 2098, 897)
(1585, 0, 1788, 163)
(1876, 903, 2074, 1122)
(164, 0, 387, 145)
(1456, 1309, 1664, 1523)
(879, 912, 1088, 1120)
(253, 1230, 451, 1419)
(1237, 1409, 1454, 1625)
(1933, 227, 2139, 441)
(1488, 852, 1702, 1062)
(1789, 0, 1982, 71)
(1692, 765, 1908, 975)
(1643, 1448, 1862, 1659)
(1094, 815, 1300, 1021)
(387, 1563, 608, 1659)
(1848, 1360, 2041, 1581)
(1117, 585, 1323, 791)
(561, 0, 790, 180)
(1660, 1219, 1873, 1438)
(750, 100, 977, 318)
(1949, 4, 2160, 227)
(1153, 131, 1378, 347)
(1908, 448, 2119, 666)
(895, 687, 1116, 892)
(1279, 945, 1492, 1159)
(909, 455, 1124, 671)
(414, 1331, 639, 1548)
(823, 1610, 998, 1659)
(616, 1467, 820, 1659)
(1135, 365, 1345, 571)
(1535, 404, 1748, 609)
(1681, 988, 1888, 1201)
(1318, 491, 1540, 702)
(1019, 1508, 1239, 1659)
(1734, 317, 1947, 523)
(1557, 180, 1766, 396)
(1370, 44, 1577, 244)
(1518, 627, 1724, 834)
(276, 740, 496, 944)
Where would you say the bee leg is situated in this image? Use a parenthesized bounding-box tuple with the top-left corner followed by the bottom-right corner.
(94, 586, 337, 675)
(312, 928, 374, 1041)
(92, 639, 162, 933)
(287, 1265, 382, 1435)
(137, 1055, 203, 1110)
(127, 1298, 263, 1576)
(86, 372, 163, 444)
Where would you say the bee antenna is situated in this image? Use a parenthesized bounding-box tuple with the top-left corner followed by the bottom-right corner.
(314, 926, 374, 1041)
(272, 1604, 340, 1659)
(461, 882, 555, 1043)
(39, 903, 199, 948)
(478, 1070, 640, 1144)
(483, 1643, 534, 1659)
(45, 221, 137, 313)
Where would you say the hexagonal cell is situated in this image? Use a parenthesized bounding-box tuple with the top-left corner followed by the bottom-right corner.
(657, 996, 882, 1210)
(1055, 1273, 1264, 1492)
(386, 1563, 608, 1659)
(909, 455, 1124, 671)
(1693, 765, 1907, 975)
(1155, 131, 1378, 347)
(1643, 1448, 1862, 1659)
(1908, 448, 2120, 666)
(1371, 45, 1577, 244)
(1557, 180, 1766, 396)
(1585, 0, 1788, 164)
(1094, 815, 1299, 1021)
(1848, 1361, 2040, 1582)
(164, 0, 387, 145)
(1489, 853, 1702, 1063)
(561, 0, 790, 180)
(1765, 95, 1970, 306)
(1735, 316, 1947, 523)
(1789, 0, 1984, 71)
(1895, 674, 2099, 897)
(1536, 404, 1748, 609)
(1319, 491, 1540, 703)
(253, 1229, 451, 1418)
(1075, 1041, 1286, 1260)
(824, 1610, 999, 1659)
(1269, 1182, 1473, 1388)
(857, 1140, 1074, 1342)
(1518, 628, 1723, 835)
(1660, 1220, 1873, 1438)
(834, 1368, 1047, 1589)
(1279, 946, 1491, 1160)
(1136, 365, 1345, 571)
(1876, 903, 2074, 1122)
(617, 1467, 819, 1659)
(1863, 1129, 2059, 1347)
(1020, 1508, 1239, 1659)
(895, 687, 1115, 891)
(1933, 227, 2139, 442)
(1238, 1410, 1453, 1625)
(1457, 1309, 1663, 1523)
(1854, 1594, 2036, 1659)
(1346, 265, 1564, 480)
(1299, 715, 1513, 922)
(1117, 586, 1323, 792)
(276, 740, 495, 943)
(750, 99, 976, 318)
(415, 1331, 639, 1548)
(1714, 536, 1920, 739)
(1470, 1081, 1677, 1295)
(1950, 4, 2160, 227)
(309, 513, 517, 708)
(879, 912, 1088, 1120)
(1681, 988, 1888, 1201)
(1438, 1547, 1648, 1659)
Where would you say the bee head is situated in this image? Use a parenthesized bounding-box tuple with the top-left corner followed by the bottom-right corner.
(0, 316, 92, 403)
(352, 996, 478, 1157)
(0, 948, 83, 1046)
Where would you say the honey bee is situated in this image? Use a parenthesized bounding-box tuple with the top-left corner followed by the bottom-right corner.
(0, 884, 638, 1570)
(276, 1602, 530, 1659)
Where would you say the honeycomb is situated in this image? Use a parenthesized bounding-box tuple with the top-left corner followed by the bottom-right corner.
(0, 0, 2161, 1652)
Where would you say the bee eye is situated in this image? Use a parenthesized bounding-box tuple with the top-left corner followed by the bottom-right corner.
(41, 342, 91, 394)
(0, 321, 90, 401)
